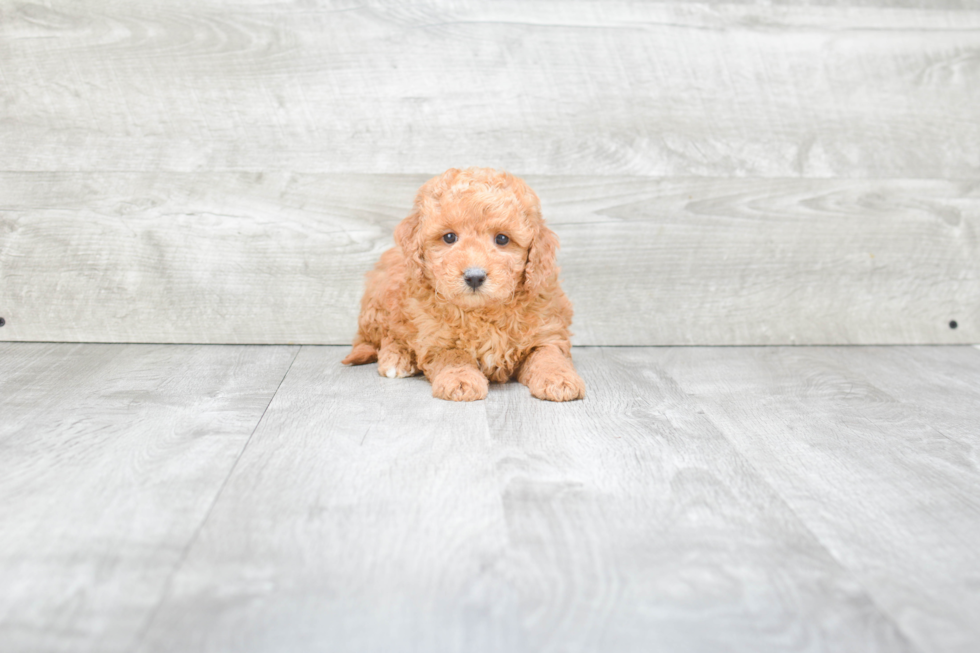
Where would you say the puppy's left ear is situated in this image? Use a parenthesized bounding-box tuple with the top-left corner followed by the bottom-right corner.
(524, 222, 559, 294)
(506, 173, 559, 294)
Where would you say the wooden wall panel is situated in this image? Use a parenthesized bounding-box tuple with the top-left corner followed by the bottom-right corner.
(1, 2, 978, 177)
(2, 1, 977, 344)
(1, 173, 975, 345)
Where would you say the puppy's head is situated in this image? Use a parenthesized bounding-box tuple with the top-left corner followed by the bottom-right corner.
(395, 168, 558, 307)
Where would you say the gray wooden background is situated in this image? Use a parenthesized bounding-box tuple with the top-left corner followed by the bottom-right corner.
(1, 0, 978, 345)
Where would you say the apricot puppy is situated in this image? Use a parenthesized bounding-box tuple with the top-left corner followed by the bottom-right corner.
(342, 167, 585, 402)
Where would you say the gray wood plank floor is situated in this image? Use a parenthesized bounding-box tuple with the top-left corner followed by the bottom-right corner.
(2, 343, 979, 652)
(0, 343, 298, 653)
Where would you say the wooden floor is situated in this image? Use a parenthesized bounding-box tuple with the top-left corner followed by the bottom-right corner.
(2, 343, 979, 653)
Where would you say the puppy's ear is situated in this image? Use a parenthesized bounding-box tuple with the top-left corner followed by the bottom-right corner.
(524, 222, 559, 294)
(394, 210, 424, 282)
(503, 173, 558, 294)
(396, 169, 461, 283)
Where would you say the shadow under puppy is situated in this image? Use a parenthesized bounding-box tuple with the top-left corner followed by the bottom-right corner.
(343, 167, 585, 402)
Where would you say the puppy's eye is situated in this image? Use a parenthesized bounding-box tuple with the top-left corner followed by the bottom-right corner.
(443, 232, 457, 244)
(495, 234, 509, 246)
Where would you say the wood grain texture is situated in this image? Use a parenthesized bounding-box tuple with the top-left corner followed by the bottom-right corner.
(136, 346, 912, 653)
(135, 345, 520, 653)
(483, 346, 913, 652)
(804, 346, 980, 450)
(0, 342, 297, 653)
(1, 173, 976, 345)
(5, 343, 980, 651)
(548, 176, 980, 345)
(660, 345, 980, 653)
(1, 1, 978, 177)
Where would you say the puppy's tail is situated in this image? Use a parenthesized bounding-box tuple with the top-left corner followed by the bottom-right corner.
(342, 341, 378, 366)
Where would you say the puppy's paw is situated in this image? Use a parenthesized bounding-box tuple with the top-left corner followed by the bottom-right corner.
(431, 366, 489, 402)
(377, 345, 418, 379)
(526, 368, 586, 402)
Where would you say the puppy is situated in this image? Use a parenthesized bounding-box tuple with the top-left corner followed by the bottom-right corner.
(342, 167, 585, 402)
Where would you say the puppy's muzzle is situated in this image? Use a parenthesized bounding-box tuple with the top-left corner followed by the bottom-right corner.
(464, 267, 487, 289)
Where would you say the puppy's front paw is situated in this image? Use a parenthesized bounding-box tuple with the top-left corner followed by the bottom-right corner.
(431, 366, 489, 402)
(377, 345, 418, 379)
(526, 368, 586, 402)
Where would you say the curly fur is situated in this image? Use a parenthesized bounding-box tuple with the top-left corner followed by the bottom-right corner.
(342, 167, 585, 402)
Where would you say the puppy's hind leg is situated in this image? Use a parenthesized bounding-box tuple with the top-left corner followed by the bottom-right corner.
(342, 341, 378, 366)
(377, 339, 418, 379)
(342, 304, 384, 366)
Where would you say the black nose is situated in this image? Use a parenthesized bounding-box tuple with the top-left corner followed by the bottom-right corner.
(464, 267, 487, 289)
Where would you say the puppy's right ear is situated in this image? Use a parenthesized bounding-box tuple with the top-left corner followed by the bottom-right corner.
(394, 210, 424, 283)
(396, 169, 460, 284)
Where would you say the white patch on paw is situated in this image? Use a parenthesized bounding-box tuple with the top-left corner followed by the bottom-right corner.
(385, 368, 397, 378)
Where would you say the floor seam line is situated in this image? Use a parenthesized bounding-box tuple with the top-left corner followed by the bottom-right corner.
(653, 354, 926, 653)
(128, 344, 302, 651)
(685, 399, 926, 653)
